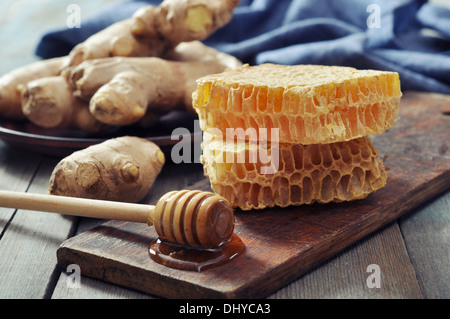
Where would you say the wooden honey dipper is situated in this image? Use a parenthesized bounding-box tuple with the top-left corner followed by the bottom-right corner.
(0, 189, 234, 249)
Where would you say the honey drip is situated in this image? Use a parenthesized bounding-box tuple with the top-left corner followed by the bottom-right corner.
(149, 233, 244, 272)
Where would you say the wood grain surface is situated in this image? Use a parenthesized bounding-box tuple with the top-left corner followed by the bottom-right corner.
(56, 92, 450, 298)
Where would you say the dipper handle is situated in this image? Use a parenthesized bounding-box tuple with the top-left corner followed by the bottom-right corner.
(0, 189, 234, 248)
(0, 190, 152, 223)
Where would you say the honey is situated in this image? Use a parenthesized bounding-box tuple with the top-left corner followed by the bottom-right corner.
(149, 233, 244, 271)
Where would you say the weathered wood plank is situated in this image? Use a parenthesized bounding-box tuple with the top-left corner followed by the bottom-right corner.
(269, 222, 423, 299)
(0, 142, 42, 232)
(399, 192, 450, 298)
(52, 272, 153, 299)
(0, 157, 75, 298)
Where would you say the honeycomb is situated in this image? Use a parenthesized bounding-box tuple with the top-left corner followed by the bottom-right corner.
(201, 132, 387, 210)
(193, 64, 402, 145)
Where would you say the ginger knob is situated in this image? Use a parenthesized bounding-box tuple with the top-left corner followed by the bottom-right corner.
(49, 136, 165, 203)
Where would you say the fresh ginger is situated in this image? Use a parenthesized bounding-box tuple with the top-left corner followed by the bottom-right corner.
(0, 0, 241, 136)
(21, 76, 110, 133)
(68, 19, 157, 67)
(0, 57, 68, 120)
(65, 41, 242, 126)
(49, 136, 165, 203)
(131, 0, 240, 46)
(79, 57, 221, 126)
(68, 0, 240, 66)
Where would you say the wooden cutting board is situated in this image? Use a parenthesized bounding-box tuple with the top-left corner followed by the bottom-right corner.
(57, 91, 450, 298)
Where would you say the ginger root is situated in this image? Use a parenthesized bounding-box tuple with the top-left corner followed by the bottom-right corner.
(132, 0, 240, 45)
(68, 0, 240, 66)
(49, 136, 165, 202)
(20, 76, 110, 133)
(0, 1, 241, 138)
(0, 57, 68, 119)
(65, 41, 242, 126)
(68, 19, 158, 67)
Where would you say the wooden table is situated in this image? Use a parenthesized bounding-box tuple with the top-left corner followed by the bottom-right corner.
(0, 138, 448, 299)
(0, 0, 448, 300)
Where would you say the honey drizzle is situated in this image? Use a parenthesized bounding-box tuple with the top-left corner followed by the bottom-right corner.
(149, 233, 244, 272)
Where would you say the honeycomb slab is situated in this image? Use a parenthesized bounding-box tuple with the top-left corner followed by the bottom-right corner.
(201, 132, 387, 210)
(193, 64, 401, 145)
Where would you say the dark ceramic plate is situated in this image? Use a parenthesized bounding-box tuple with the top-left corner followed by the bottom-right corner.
(0, 111, 201, 157)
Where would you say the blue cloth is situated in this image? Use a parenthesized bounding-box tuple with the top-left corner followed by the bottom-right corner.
(35, 0, 450, 94)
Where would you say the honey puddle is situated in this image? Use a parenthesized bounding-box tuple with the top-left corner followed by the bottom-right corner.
(149, 234, 244, 272)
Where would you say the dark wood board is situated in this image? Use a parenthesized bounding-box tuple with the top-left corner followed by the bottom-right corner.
(57, 91, 450, 299)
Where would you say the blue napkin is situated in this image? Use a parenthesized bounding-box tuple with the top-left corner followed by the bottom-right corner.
(35, 0, 450, 94)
